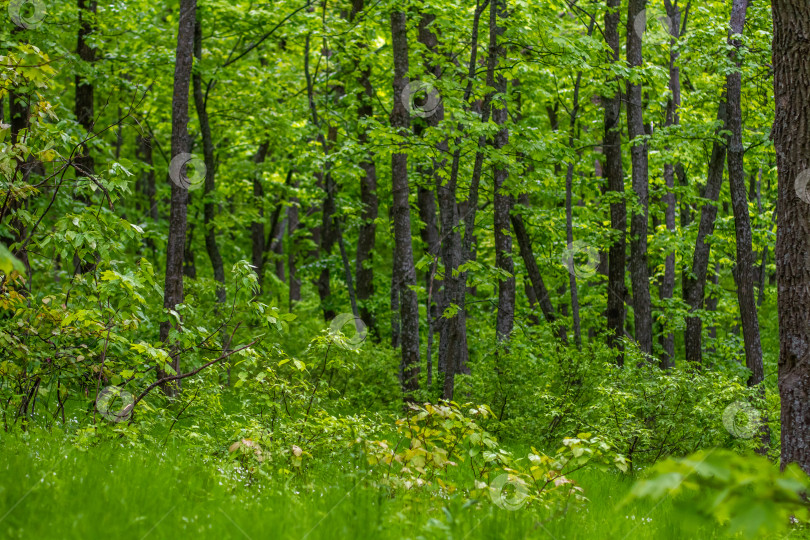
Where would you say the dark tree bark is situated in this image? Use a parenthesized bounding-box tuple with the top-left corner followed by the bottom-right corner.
(287, 179, 301, 309)
(726, 0, 764, 389)
(439, 0, 497, 399)
(563, 14, 595, 350)
(73, 0, 98, 274)
(511, 212, 557, 329)
(491, 0, 514, 343)
(772, 0, 810, 470)
(137, 135, 159, 223)
(604, 0, 626, 363)
(75, 0, 96, 178)
(351, 0, 379, 335)
(626, 0, 653, 356)
(251, 142, 270, 292)
(390, 10, 421, 396)
(659, 0, 684, 369)
(158, 0, 196, 395)
(193, 16, 225, 306)
(316, 128, 339, 323)
(416, 11, 446, 387)
(684, 99, 728, 363)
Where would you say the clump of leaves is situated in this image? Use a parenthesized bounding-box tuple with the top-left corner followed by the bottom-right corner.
(361, 401, 627, 511)
(628, 449, 810, 537)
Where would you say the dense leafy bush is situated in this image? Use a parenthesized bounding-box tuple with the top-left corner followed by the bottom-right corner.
(466, 333, 766, 465)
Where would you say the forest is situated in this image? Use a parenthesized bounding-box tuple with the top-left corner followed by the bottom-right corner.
(1, 0, 809, 537)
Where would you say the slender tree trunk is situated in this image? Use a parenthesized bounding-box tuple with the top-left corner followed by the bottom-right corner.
(416, 11, 446, 387)
(436, 1, 489, 399)
(626, 0, 653, 356)
(193, 16, 225, 306)
(772, 0, 810, 472)
(251, 142, 270, 292)
(75, 0, 96, 178)
(73, 0, 98, 274)
(287, 179, 301, 309)
(684, 99, 729, 363)
(726, 0, 764, 390)
(390, 10, 420, 396)
(351, 0, 379, 335)
(158, 0, 196, 395)
(511, 213, 557, 329)
(491, 0, 514, 343)
(604, 0, 626, 363)
(659, 0, 683, 369)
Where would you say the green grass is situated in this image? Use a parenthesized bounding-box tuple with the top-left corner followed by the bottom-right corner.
(0, 429, 747, 540)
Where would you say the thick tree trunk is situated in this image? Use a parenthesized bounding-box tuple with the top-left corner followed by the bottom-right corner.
(604, 0, 626, 363)
(726, 0, 764, 390)
(158, 0, 196, 395)
(626, 0, 653, 356)
(771, 0, 810, 470)
(193, 17, 225, 306)
(390, 10, 420, 397)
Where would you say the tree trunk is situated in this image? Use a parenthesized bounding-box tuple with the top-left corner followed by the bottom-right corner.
(73, 0, 98, 274)
(604, 0, 626, 363)
(491, 0, 514, 343)
(436, 1, 489, 399)
(75, 0, 96, 178)
(659, 0, 683, 369)
(390, 10, 421, 397)
(193, 16, 225, 306)
(158, 0, 196, 395)
(511, 212, 557, 329)
(626, 0, 653, 356)
(684, 99, 729, 363)
(251, 142, 270, 292)
(287, 179, 301, 309)
(772, 0, 810, 470)
(351, 0, 379, 335)
(726, 0, 764, 390)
